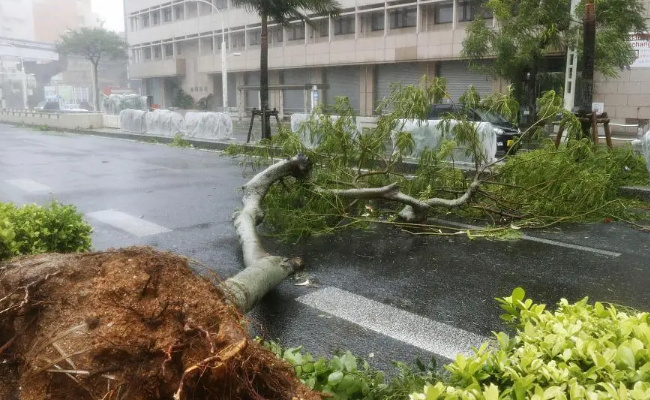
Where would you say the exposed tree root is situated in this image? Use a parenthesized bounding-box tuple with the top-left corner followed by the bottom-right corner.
(0, 248, 320, 400)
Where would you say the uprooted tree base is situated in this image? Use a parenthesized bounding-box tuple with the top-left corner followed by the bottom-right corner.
(0, 247, 319, 400)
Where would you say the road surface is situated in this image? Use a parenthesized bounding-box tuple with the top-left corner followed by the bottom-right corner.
(2, 123, 649, 372)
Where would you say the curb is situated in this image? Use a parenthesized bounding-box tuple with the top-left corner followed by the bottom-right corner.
(620, 186, 650, 203)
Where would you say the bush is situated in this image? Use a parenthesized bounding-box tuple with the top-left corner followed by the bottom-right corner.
(410, 288, 650, 400)
(0, 201, 92, 260)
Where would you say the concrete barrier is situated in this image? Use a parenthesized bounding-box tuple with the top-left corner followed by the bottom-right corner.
(103, 114, 121, 129)
(119, 109, 147, 133)
(0, 110, 103, 130)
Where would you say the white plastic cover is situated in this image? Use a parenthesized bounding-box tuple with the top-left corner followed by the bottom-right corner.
(290, 113, 361, 148)
(119, 109, 147, 133)
(641, 131, 650, 178)
(144, 110, 184, 137)
(104, 94, 148, 115)
(182, 112, 233, 140)
(393, 119, 497, 164)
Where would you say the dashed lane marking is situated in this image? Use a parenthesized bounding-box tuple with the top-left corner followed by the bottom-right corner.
(5, 179, 52, 193)
(86, 209, 172, 237)
(430, 218, 622, 258)
(296, 287, 490, 360)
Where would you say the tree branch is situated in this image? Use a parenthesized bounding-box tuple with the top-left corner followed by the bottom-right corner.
(224, 155, 312, 313)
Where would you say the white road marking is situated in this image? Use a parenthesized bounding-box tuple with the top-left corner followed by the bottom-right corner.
(86, 209, 171, 237)
(296, 287, 490, 360)
(430, 218, 621, 257)
(5, 179, 52, 192)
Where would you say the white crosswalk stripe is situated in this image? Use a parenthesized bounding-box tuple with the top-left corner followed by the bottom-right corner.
(5, 179, 52, 193)
(86, 209, 172, 237)
(297, 287, 490, 360)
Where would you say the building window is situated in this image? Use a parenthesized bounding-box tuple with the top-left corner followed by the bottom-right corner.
(130, 17, 138, 31)
(214, 0, 227, 10)
(434, 2, 453, 24)
(141, 14, 150, 28)
(143, 47, 152, 60)
(164, 43, 174, 58)
(231, 32, 245, 49)
(459, 0, 492, 21)
(271, 26, 284, 44)
(287, 23, 305, 41)
(248, 29, 261, 46)
(175, 42, 183, 55)
(152, 11, 160, 25)
(390, 6, 416, 29)
(334, 15, 355, 35)
(163, 7, 172, 22)
(174, 5, 184, 20)
(153, 46, 162, 59)
(371, 12, 384, 31)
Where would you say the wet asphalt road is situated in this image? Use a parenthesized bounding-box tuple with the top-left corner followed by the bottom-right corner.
(2, 124, 649, 372)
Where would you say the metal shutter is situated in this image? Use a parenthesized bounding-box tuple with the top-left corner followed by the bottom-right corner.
(438, 61, 493, 102)
(375, 63, 425, 106)
(245, 71, 260, 110)
(325, 66, 360, 112)
(283, 68, 311, 114)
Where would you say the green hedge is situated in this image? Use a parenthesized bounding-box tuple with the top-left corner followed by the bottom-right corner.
(0, 201, 92, 260)
(410, 288, 650, 400)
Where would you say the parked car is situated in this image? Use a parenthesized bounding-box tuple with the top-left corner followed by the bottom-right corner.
(427, 103, 521, 154)
(34, 100, 61, 112)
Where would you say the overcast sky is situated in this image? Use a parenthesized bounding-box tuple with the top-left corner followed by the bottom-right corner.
(91, 0, 125, 33)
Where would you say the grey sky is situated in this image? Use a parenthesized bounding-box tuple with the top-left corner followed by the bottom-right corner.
(91, 0, 125, 33)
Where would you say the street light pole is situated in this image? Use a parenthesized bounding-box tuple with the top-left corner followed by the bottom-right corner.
(189, 0, 229, 112)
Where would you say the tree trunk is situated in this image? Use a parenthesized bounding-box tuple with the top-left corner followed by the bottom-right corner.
(260, 13, 271, 140)
(224, 155, 312, 313)
(92, 61, 100, 112)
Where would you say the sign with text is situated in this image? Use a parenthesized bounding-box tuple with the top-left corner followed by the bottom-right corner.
(630, 33, 650, 68)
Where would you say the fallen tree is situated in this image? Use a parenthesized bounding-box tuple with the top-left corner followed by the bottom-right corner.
(0, 248, 319, 400)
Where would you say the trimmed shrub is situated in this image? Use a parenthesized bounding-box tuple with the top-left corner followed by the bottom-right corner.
(0, 201, 92, 260)
(410, 288, 650, 400)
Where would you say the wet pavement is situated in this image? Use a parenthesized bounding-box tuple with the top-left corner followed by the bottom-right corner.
(2, 123, 649, 372)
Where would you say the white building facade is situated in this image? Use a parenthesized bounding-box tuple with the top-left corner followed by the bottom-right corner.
(124, 0, 503, 118)
(125, 0, 650, 128)
(0, 0, 35, 40)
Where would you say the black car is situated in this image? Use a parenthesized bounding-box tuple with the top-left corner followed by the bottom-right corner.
(427, 103, 521, 154)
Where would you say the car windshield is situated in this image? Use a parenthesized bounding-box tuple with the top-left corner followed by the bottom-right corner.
(474, 109, 511, 125)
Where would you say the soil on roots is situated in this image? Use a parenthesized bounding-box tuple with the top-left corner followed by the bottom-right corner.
(0, 247, 319, 400)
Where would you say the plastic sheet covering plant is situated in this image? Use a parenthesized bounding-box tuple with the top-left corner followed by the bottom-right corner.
(119, 109, 147, 133)
(103, 94, 147, 115)
(182, 111, 234, 140)
(144, 109, 184, 137)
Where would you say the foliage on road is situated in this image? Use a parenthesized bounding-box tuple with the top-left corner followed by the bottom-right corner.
(225, 79, 648, 241)
(0, 201, 92, 261)
(410, 288, 650, 400)
(170, 132, 192, 148)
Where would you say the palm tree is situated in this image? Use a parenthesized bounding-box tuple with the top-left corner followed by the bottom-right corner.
(231, 0, 340, 139)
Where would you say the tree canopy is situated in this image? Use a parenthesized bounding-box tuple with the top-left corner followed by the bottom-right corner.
(57, 27, 128, 111)
(57, 27, 128, 66)
(462, 0, 647, 116)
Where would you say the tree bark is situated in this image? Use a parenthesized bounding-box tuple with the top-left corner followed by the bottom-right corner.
(260, 13, 271, 140)
(224, 155, 312, 313)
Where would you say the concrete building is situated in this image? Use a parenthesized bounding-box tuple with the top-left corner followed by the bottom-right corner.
(125, 0, 650, 127)
(32, 0, 103, 43)
(0, 0, 35, 40)
(124, 0, 502, 118)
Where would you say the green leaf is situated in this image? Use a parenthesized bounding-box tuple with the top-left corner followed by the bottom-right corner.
(617, 345, 636, 370)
